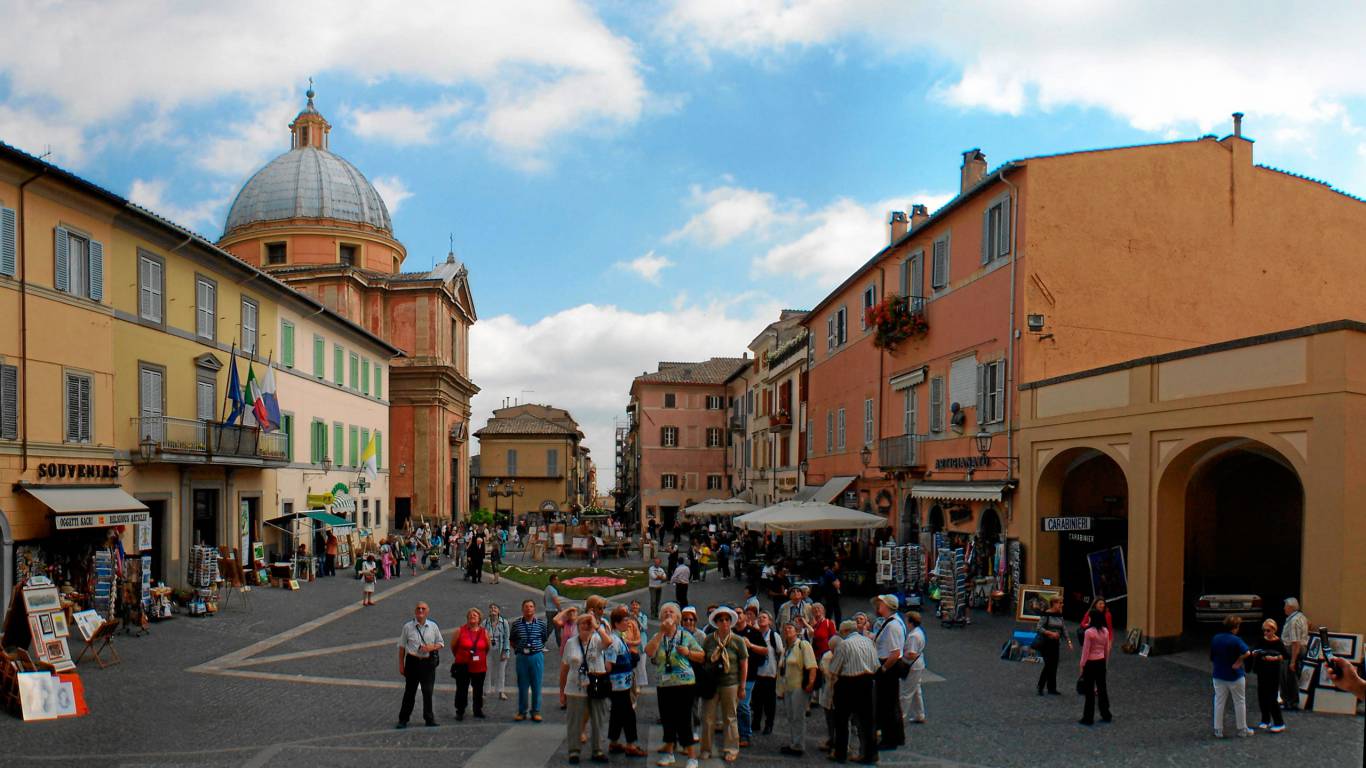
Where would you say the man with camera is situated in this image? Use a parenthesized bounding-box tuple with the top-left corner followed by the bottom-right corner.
(397, 602, 445, 728)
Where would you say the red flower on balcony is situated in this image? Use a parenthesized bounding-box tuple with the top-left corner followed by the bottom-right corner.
(866, 296, 928, 351)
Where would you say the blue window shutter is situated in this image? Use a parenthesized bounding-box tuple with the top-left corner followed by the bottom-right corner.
(0, 207, 16, 276)
(54, 226, 69, 292)
(88, 239, 104, 301)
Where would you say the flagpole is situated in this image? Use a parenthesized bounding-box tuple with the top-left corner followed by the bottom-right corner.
(219, 341, 235, 426)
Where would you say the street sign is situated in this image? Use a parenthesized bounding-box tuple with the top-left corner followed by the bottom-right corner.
(1041, 516, 1092, 532)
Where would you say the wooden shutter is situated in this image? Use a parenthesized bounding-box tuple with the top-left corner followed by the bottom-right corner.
(826, 412, 833, 453)
(333, 422, 343, 463)
(361, 359, 370, 395)
(930, 377, 944, 432)
(899, 258, 908, 296)
(196, 379, 214, 421)
(374, 431, 382, 469)
(993, 359, 1007, 422)
(54, 227, 69, 293)
(88, 239, 103, 301)
(998, 197, 1011, 257)
(0, 206, 16, 277)
(932, 240, 946, 288)
(348, 425, 358, 466)
(313, 336, 324, 379)
(333, 345, 343, 385)
(976, 364, 986, 425)
(827, 317, 835, 349)
(375, 364, 382, 399)
(0, 364, 17, 439)
(982, 205, 992, 265)
(283, 414, 293, 461)
(282, 322, 295, 367)
(911, 253, 924, 298)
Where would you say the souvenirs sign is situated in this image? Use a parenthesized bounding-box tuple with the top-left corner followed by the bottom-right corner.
(54, 511, 149, 530)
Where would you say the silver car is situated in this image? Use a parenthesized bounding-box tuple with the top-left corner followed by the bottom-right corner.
(1194, 593, 1263, 624)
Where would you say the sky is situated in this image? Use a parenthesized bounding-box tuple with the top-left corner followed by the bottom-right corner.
(6, 1, 1366, 489)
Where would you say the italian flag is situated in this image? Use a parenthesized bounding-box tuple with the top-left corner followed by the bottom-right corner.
(245, 364, 270, 429)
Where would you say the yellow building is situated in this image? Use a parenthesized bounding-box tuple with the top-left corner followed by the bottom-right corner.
(0, 141, 399, 603)
(474, 404, 589, 522)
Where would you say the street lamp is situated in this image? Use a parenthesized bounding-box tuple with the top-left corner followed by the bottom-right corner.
(974, 431, 993, 457)
(139, 435, 157, 461)
(859, 445, 872, 468)
(487, 478, 524, 524)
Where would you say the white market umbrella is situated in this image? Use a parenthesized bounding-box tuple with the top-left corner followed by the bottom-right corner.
(684, 497, 758, 518)
(735, 500, 889, 532)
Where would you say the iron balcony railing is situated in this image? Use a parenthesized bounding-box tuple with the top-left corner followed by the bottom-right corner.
(135, 416, 287, 463)
(878, 434, 923, 469)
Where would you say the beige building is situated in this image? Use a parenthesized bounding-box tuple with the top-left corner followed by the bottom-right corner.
(474, 404, 589, 521)
(1017, 320, 1366, 650)
(740, 311, 807, 506)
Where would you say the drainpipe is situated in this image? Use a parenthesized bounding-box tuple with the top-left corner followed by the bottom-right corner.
(877, 264, 888, 539)
(1001, 169, 1019, 527)
(16, 168, 47, 472)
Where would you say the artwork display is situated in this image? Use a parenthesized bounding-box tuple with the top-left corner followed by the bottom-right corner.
(1298, 661, 1319, 693)
(1318, 661, 1339, 690)
(1016, 584, 1064, 622)
(877, 562, 892, 582)
(39, 613, 55, 637)
(1323, 632, 1362, 663)
(28, 615, 49, 642)
(16, 672, 79, 721)
(137, 520, 153, 552)
(22, 585, 61, 612)
(73, 610, 103, 643)
(1305, 635, 1323, 661)
(1086, 546, 1128, 602)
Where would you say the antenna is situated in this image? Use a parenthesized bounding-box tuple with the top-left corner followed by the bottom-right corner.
(39, 145, 52, 160)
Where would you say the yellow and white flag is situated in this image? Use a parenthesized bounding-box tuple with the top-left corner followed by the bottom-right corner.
(360, 432, 378, 480)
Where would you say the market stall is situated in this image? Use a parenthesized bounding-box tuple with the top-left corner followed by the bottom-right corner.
(264, 509, 355, 585)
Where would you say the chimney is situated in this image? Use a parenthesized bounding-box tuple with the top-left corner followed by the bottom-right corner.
(1232, 112, 1243, 138)
(888, 210, 909, 244)
(909, 203, 929, 228)
(960, 148, 987, 193)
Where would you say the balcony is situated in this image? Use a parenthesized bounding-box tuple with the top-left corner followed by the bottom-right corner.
(133, 416, 288, 466)
(729, 415, 746, 432)
(878, 434, 923, 470)
(868, 295, 928, 352)
(768, 410, 792, 433)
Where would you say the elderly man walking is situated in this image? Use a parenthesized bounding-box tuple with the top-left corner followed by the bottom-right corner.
(829, 619, 879, 764)
(396, 602, 444, 729)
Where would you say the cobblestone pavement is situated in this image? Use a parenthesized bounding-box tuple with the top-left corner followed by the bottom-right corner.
(2, 560, 1361, 767)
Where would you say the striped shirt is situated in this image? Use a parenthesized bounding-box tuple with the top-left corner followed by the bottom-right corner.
(828, 632, 879, 677)
(510, 617, 550, 654)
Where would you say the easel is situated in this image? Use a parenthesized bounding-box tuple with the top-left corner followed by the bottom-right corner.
(75, 620, 120, 669)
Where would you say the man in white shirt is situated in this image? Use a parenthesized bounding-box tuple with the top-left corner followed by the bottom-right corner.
(397, 602, 445, 728)
(902, 611, 927, 724)
(872, 594, 906, 749)
(648, 557, 668, 618)
(671, 560, 691, 608)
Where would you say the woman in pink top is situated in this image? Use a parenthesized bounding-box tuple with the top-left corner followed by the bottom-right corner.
(1077, 608, 1113, 725)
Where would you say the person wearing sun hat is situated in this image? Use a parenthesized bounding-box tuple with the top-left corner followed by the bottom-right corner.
(871, 594, 907, 751)
(700, 606, 748, 762)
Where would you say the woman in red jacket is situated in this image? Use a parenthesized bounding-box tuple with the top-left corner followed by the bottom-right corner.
(452, 607, 491, 720)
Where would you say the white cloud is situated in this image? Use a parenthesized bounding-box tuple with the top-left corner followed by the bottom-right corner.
(0, 105, 93, 167)
(663, 1, 1366, 140)
(128, 178, 230, 233)
(348, 99, 466, 146)
(666, 184, 792, 246)
(752, 191, 953, 284)
(372, 176, 414, 215)
(196, 98, 300, 178)
(470, 298, 781, 489)
(616, 250, 675, 283)
(0, 1, 645, 168)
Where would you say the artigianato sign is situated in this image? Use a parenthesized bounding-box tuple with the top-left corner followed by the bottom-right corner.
(1041, 516, 1092, 532)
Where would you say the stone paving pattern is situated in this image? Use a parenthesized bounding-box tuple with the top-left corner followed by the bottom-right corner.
(1, 558, 1361, 766)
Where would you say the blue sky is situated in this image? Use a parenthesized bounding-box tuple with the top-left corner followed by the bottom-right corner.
(5, 1, 1366, 480)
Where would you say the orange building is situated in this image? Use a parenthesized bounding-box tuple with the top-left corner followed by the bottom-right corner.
(807, 115, 1366, 646)
(217, 89, 478, 526)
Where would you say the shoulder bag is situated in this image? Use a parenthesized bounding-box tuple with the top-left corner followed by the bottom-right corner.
(579, 637, 612, 699)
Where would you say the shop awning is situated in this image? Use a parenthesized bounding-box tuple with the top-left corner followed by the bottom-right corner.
(810, 476, 857, 504)
(910, 481, 1010, 503)
(265, 510, 355, 529)
(22, 486, 148, 529)
(332, 493, 356, 515)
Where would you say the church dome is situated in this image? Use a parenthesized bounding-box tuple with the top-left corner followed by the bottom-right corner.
(222, 88, 392, 237)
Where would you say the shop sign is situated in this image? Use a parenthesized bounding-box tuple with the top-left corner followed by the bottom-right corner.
(1041, 516, 1092, 532)
(934, 456, 991, 471)
(36, 462, 117, 481)
(307, 493, 334, 508)
(54, 511, 150, 530)
(1068, 533, 1096, 543)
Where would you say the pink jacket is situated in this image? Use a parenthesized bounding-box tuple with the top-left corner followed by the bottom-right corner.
(1080, 626, 1110, 670)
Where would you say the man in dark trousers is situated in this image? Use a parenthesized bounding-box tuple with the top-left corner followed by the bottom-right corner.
(397, 602, 444, 728)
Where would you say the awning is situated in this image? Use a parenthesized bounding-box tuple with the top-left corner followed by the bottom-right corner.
(22, 486, 148, 529)
(792, 485, 820, 502)
(331, 493, 356, 515)
(811, 476, 857, 504)
(265, 510, 355, 529)
(890, 366, 927, 391)
(910, 481, 1010, 503)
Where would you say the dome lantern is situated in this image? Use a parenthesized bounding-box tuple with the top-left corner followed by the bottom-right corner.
(290, 79, 330, 150)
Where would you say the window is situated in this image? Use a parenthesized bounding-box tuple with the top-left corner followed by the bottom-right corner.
(661, 426, 679, 447)
(826, 316, 835, 351)
(196, 276, 217, 341)
(806, 418, 814, 456)
(137, 365, 163, 444)
(826, 411, 834, 453)
(349, 352, 359, 390)
(663, 392, 677, 408)
(836, 408, 846, 451)
(901, 250, 924, 299)
(54, 227, 102, 301)
(863, 398, 874, 446)
(64, 371, 93, 443)
(547, 448, 559, 476)
(451, 320, 459, 366)
(138, 252, 163, 322)
(348, 425, 359, 467)
(836, 306, 848, 345)
(282, 413, 294, 462)
(359, 428, 369, 469)
(0, 363, 17, 439)
(362, 499, 370, 528)
(375, 500, 384, 529)
(361, 359, 370, 395)
(977, 360, 1006, 424)
(374, 431, 382, 469)
(903, 386, 918, 435)
(706, 427, 723, 448)
(266, 242, 286, 265)
(746, 391, 754, 415)
(333, 422, 344, 467)
(507, 449, 518, 476)
(281, 321, 295, 368)
(339, 243, 357, 266)
(241, 298, 259, 355)
(196, 375, 215, 421)
(313, 335, 325, 379)
(930, 376, 945, 432)
(705, 395, 723, 410)
(375, 364, 383, 399)
(982, 196, 1011, 264)
(333, 345, 344, 386)
(311, 419, 327, 463)
(661, 474, 678, 490)
(0, 205, 16, 277)
(861, 284, 878, 329)
(932, 234, 950, 290)
(707, 474, 723, 490)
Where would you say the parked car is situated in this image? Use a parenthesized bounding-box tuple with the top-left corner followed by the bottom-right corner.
(1194, 593, 1263, 624)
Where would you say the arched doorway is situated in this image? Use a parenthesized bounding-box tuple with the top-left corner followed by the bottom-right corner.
(901, 496, 919, 544)
(1156, 438, 1303, 644)
(927, 505, 945, 533)
(978, 507, 1003, 543)
(1035, 448, 1129, 623)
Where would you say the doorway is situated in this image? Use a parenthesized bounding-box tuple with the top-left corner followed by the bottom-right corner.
(192, 489, 219, 547)
(395, 497, 412, 531)
(144, 500, 166, 582)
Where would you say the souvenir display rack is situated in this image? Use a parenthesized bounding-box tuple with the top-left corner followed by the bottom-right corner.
(187, 545, 220, 616)
(935, 545, 968, 628)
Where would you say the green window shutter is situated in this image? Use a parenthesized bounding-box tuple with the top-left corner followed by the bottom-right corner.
(54, 227, 69, 292)
(309, 420, 318, 463)
(333, 345, 343, 386)
(374, 431, 382, 469)
(333, 422, 343, 464)
(282, 414, 293, 461)
(281, 322, 295, 368)
(0, 207, 16, 276)
(375, 364, 382, 399)
(361, 359, 370, 395)
(360, 428, 369, 466)
(313, 336, 324, 379)
(349, 353, 358, 390)
(348, 425, 358, 466)
(88, 239, 103, 302)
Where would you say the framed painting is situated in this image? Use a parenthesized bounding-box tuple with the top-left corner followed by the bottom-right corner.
(1017, 584, 1063, 622)
(1305, 635, 1323, 661)
(50, 612, 70, 638)
(1298, 660, 1320, 693)
(22, 586, 61, 613)
(1323, 632, 1362, 663)
(1086, 546, 1128, 602)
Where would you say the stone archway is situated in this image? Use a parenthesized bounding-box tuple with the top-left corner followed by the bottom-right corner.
(1154, 437, 1304, 645)
(978, 507, 1003, 542)
(1033, 447, 1131, 622)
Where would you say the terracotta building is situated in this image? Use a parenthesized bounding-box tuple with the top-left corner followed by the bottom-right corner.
(217, 88, 478, 527)
(473, 404, 592, 522)
(627, 358, 748, 534)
